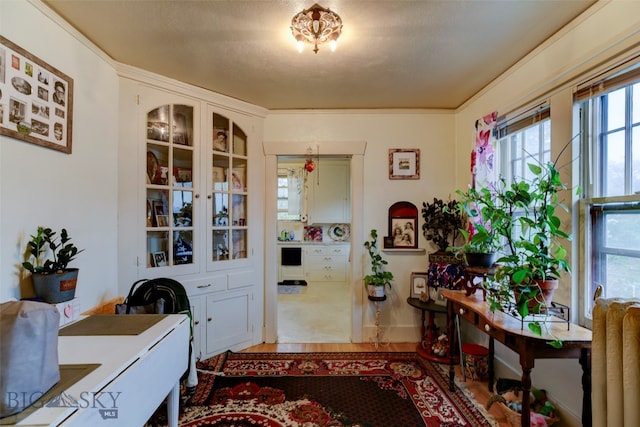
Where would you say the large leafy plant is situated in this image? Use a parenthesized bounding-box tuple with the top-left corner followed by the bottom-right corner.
(421, 198, 466, 252)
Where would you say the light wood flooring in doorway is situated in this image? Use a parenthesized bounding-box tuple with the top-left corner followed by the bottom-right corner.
(277, 282, 350, 343)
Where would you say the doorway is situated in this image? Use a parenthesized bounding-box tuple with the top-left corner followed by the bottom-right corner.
(276, 156, 351, 343)
(263, 140, 367, 344)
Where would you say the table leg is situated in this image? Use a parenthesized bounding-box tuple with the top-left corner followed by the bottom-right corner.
(520, 366, 532, 427)
(488, 336, 494, 392)
(447, 300, 456, 391)
(167, 381, 180, 427)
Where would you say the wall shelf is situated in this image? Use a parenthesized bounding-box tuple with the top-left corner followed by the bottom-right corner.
(382, 248, 426, 254)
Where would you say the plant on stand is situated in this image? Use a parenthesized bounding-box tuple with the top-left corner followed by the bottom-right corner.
(23, 226, 84, 304)
(448, 188, 505, 267)
(421, 197, 466, 262)
(457, 147, 575, 345)
(363, 229, 394, 299)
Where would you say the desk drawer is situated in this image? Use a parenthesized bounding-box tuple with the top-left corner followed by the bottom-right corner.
(454, 303, 505, 341)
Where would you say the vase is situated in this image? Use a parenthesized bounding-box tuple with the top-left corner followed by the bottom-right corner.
(463, 252, 497, 268)
(366, 284, 387, 301)
(31, 269, 79, 303)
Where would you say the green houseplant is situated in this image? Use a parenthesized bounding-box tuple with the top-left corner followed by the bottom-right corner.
(363, 229, 394, 298)
(421, 198, 466, 259)
(23, 226, 84, 303)
(448, 187, 506, 267)
(455, 147, 575, 343)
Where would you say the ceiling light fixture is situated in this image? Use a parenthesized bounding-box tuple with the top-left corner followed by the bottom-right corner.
(291, 3, 342, 54)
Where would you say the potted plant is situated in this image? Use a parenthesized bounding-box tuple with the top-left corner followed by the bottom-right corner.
(447, 188, 505, 267)
(421, 197, 466, 263)
(363, 229, 394, 299)
(23, 226, 84, 303)
(465, 155, 573, 343)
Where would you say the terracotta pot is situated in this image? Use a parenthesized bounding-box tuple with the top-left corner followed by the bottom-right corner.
(513, 278, 558, 313)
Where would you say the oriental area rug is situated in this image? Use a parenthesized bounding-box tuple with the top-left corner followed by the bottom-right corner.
(149, 351, 497, 427)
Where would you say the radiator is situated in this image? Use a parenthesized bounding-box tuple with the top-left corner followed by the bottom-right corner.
(592, 298, 640, 427)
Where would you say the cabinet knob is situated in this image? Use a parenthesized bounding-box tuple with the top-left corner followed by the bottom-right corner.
(459, 308, 465, 315)
(207, 317, 212, 322)
(194, 320, 200, 325)
(195, 193, 200, 199)
(484, 324, 491, 332)
(206, 194, 211, 199)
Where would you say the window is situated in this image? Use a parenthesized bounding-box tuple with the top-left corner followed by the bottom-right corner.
(277, 168, 303, 221)
(579, 66, 640, 313)
(496, 108, 551, 243)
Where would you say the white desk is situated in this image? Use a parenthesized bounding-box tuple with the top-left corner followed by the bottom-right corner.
(12, 314, 189, 426)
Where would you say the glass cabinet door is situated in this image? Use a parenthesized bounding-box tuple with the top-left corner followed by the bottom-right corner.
(210, 113, 248, 264)
(146, 104, 195, 268)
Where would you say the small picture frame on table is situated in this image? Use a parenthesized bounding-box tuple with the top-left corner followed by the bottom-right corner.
(410, 272, 429, 299)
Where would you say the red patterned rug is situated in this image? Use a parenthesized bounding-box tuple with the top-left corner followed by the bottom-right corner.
(152, 351, 496, 427)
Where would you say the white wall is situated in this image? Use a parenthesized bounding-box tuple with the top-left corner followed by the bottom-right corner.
(264, 110, 455, 341)
(454, 2, 640, 425)
(0, 0, 119, 310)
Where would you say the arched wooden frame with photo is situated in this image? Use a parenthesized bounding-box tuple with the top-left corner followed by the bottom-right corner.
(386, 201, 418, 249)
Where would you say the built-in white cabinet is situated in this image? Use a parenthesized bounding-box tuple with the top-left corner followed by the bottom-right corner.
(307, 159, 350, 224)
(117, 79, 263, 360)
(304, 244, 350, 283)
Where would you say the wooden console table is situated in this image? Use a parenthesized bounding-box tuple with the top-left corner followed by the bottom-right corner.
(442, 290, 592, 427)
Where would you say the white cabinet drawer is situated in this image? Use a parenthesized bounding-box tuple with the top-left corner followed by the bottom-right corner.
(304, 245, 350, 256)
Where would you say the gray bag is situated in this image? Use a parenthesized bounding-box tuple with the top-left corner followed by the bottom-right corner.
(0, 300, 60, 418)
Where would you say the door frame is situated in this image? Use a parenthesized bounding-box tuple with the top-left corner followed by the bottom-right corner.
(263, 140, 367, 343)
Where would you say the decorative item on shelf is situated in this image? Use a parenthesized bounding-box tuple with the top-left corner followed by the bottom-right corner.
(328, 223, 350, 241)
(363, 229, 394, 299)
(421, 197, 466, 254)
(388, 201, 419, 249)
(431, 333, 449, 357)
(456, 136, 579, 344)
(291, 3, 342, 54)
(22, 227, 84, 303)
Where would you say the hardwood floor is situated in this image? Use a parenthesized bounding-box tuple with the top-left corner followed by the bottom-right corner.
(242, 342, 510, 426)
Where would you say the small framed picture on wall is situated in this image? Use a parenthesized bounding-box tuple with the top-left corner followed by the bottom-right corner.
(389, 149, 420, 180)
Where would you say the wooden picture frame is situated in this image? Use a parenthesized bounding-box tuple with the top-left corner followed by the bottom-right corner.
(0, 36, 74, 154)
(389, 149, 420, 179)
(152, 200, 168, 228)
(430, 286, 448, 306)
(390, 217, 418, 248)
(410, 272, 429, 299)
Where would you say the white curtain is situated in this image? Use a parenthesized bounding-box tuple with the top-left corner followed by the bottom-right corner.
(287, 168, 304, 216)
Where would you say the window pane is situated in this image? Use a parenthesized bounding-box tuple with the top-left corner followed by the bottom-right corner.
(606, 88, 626, 130)
(634, 125, 640, 194)
(605, 255, 640, 299)
(605, 212, 640, 250)
(633, 83, 640, 124)
(604, 130, 626, 196)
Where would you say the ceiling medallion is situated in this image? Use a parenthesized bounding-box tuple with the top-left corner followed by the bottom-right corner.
(291, 3, 342, 54)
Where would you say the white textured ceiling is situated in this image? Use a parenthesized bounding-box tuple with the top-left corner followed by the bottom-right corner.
(42, 0, 597, 110)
